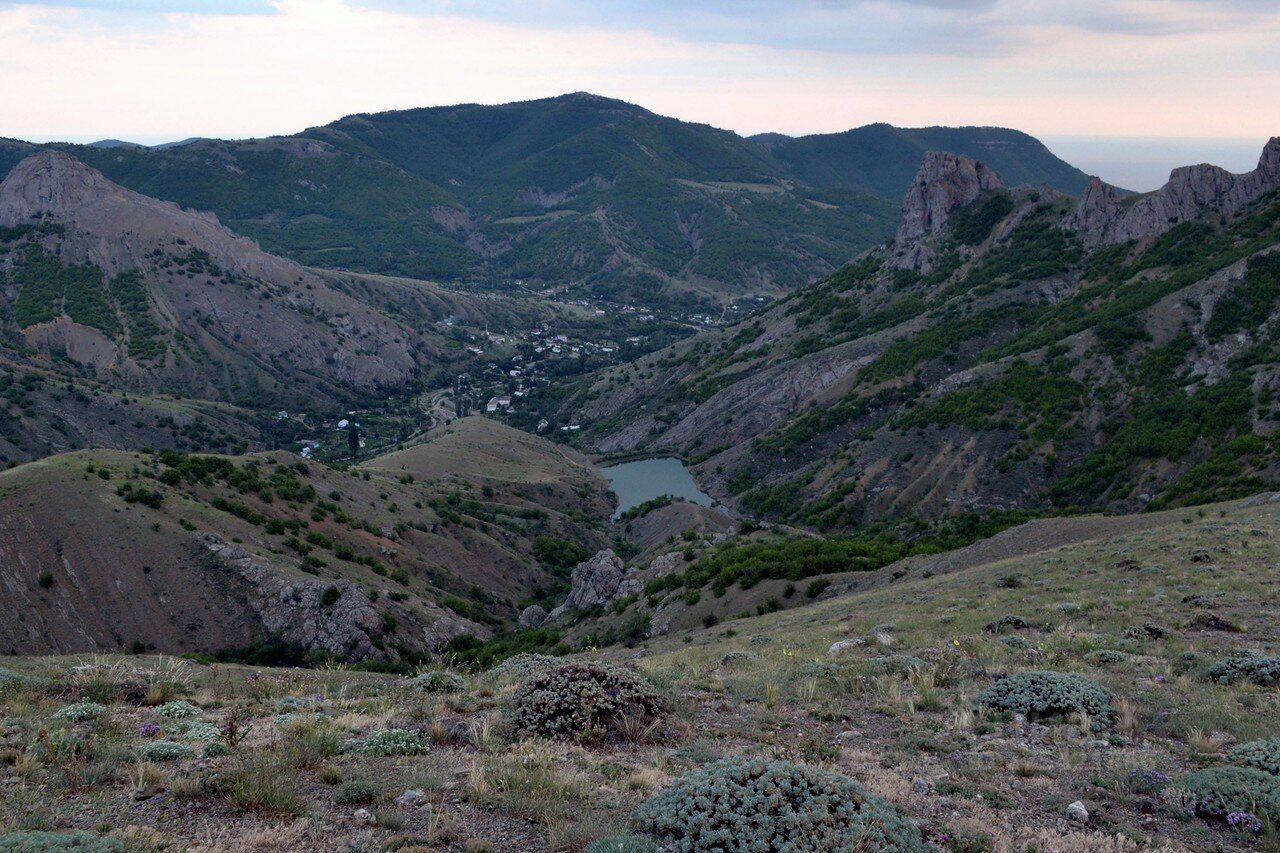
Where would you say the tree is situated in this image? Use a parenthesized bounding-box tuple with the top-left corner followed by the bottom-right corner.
(346, 421, 360, 458)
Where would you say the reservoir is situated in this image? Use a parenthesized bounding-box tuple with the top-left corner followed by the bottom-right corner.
(601, 457, 713, 519)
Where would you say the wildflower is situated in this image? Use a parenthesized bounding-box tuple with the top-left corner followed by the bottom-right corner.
(1227, 811, 1263, 833)
(140, 722, 161, 738)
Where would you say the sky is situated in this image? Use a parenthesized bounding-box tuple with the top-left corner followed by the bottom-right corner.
(1, 0, 1277, 190)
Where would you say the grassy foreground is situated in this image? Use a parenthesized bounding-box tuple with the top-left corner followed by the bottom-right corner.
(1, 496, 1279, 850)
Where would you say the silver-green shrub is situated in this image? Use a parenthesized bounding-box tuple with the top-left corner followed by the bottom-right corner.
(138, 740, 194, 761)
(357, 728, 430, 757)
(633, 756, 927, 852)
(1229, 738, 1280, 777)
(1207, 654, 1280, 687)
(1179, 766, 1280, 825)
(407, 671, 466, 693)
(52, 702, 107, 723)
(978, 670, 1113, 723)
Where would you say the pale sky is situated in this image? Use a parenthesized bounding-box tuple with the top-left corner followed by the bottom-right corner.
(1, 0, 1277, 190)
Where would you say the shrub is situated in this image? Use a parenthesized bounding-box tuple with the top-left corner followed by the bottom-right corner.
(181, 722, 222, 743)
(52, 702, 107, 722)
(358, 729, 430, 757)
(978, 671, 1113, 723)
(1179, 766, 1280, 826)
(1206, 654, 1280, 687)
(585, 837, 660, 853)
(0, 832, 124, 851)
(511, 662, 667, 741)
(138, 740, 194, 762)
(1229, 738, 1280, 777)
(633, 757, 927, 852)
(334, 779, 379, 805)
(408, 671, 466, 694)
(485, 653, 562, 681)
(155, 700, 201, 720)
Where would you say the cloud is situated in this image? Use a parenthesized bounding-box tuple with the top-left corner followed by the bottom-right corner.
(0, 0, 1276, 146)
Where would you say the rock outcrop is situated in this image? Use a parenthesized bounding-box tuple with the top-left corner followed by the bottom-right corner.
(892, 151, 1004, 271)
(199, 534, 385, 662)
(518, 605, 549, 630)
(1066, 137, 1280, 247)
(548, 549, 642, 619)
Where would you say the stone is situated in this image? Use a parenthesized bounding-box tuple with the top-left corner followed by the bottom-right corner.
(548, 550, 639, 619)
(1066, 801, 1089, 823)
(353, 808, 375, 826)
(395, 788, 426, 808)
(518, 605, 548, 630)
(827, 638, 864, 657)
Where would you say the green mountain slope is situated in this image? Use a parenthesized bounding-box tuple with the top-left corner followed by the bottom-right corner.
(756, 123, 1096, 198)
(547, 139, 1280, 530)
(0, 95, 1090, 308)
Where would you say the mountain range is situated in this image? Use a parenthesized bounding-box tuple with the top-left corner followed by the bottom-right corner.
(0, 93, 1092, 308)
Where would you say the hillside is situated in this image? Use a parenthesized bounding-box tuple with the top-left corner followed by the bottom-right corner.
(0, 417, 611, 662)
(1, 490, 1277, 850)
(545, 137, 1280, 531)
(0, 150, 581, 465)
(0, 94, 1091, 308)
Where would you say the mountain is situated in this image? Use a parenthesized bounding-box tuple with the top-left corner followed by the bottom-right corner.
(0, 150, 574, 464)
(0, 94, 1091, 308)
(543, 137, 1280, 530)
(758, 122, 1093, 200)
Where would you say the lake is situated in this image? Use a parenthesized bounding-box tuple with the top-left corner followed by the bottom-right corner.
(601, 457, 713, 519)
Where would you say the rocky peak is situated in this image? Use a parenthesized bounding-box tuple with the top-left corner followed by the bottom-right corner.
(1066, 137, 1280, 247)
(0, 150, 114, 221)
(892, 151, 1004, 270)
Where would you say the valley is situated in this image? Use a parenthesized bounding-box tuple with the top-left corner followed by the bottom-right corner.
(2, 88, 1280, 852)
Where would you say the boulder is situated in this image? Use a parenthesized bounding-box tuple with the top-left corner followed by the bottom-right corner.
(548, 550, 635, 619)
(518, 605, 548, 630)
(1065, 801, 1089, 823)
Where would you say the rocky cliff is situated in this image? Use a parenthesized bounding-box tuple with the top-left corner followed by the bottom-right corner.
(1067, 137, 1280, 246)
(893, 151, 1005, 271)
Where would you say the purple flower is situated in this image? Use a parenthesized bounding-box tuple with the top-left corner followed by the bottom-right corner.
(1228, 811, 1263, 833)
(140, 722, 161, 738)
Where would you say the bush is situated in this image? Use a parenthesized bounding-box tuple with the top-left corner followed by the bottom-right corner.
(1179, 766, 1280, 825)
(978, 671, 1113, 723)
(485, 653, 562, 681)
(358, 729, 430, 757)
(633, 756, 927, 852)
(181, 722, 222, 743)
(1229, 738, 1280, 777)
(0, 832, 124, 851)
(155, 700, 201, 720)
(407, 671, 466, 694)
(511, 662, 667, 741)
(585, 837, 660, 853)
(334, 779, 379, 805)
(52, 702, 107, 722)
(1206, 654, 1280, 687)
(138, 740, 194, 761)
